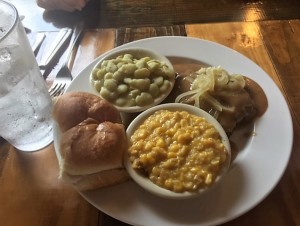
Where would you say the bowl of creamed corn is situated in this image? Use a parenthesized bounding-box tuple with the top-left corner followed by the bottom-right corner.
(125, 103, 231, 199)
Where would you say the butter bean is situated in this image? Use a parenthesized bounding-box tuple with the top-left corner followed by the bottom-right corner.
(100, 87, 110, 100)
(152, 76, 164, 87)
(162, 66, 175, 78)
(122, 54, 134, 62)
(135, 58, 148, 69)
(117, 84, 128, 94)
(159, 80, 171, 93)
(91, 68, 99, 80)
(117, 61, 125, 68)
(119, 63, 137, 74)
(134, 68, 150, 79)
(113, 71, 125, 81)
(124, 77, 132, 85)
(147, 60, 160, 72)
(130, 78, 150, 92)
(100, 60, 108, 67)
(135, 92, 153, 106)
(149, 83, 160, 98)
(100, 87, 117, 101)
(94, 80, 103, 92)
(104, 72, 113, 79)
(140, 57, 151, 62)
(104, 79, 118, 91)
(129, 89, 140, 98)
(96, 68, 106, 80)
(106, 61, 118, 73)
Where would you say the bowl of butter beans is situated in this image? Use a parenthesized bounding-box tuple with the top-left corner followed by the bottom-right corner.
(90, 48, 176, 113)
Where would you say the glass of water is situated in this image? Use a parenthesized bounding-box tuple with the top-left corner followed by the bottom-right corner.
(0, 0, 53, 151)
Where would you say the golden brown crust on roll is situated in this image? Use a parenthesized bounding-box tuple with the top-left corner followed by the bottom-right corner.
(52, 92, 122, 132)
(53, 91, 129, 191)
(60, 118, 127, 175)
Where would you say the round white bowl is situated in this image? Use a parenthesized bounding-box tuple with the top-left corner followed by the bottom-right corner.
(90, 47, 176, 113)
(125, 103, 231, 199)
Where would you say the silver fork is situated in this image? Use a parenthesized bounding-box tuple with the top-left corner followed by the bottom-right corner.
(48, 22, 84, 97)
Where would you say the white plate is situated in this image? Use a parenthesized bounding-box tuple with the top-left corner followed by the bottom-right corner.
(53, 36, 293, 226)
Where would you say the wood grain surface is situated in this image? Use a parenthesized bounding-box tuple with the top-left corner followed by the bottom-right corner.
(0, 143, 99, 226)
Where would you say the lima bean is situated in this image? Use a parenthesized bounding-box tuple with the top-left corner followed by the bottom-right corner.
(101, 60, 108, 67)
(96, 68, 106, 80)
(104, 79, 118, 91)
(130, 78, 150, 92)
(106, 61, 118, 73)
(104, 72, 114, 79)
(134, 68, 150, 79)
(162, 66, 175, 78)
(123, 54, 134, 62)
(136, 92, 153, 106)
(91, 68, 99, 80)
(100, 87, 110, 99)
(113, 71, 125, 81)
(129, 89, 141, 98)
(159, 80, 171, 93)
(124, 77, 132, 84)
(149, 83, 160, 98)
(94, 80, 103, 92)
(117, 84, 128, 94)
(119, 63, 137, 74)
(147, 61, 160, 73)
(117, 62, 125, 68)
(152, 76, 164, 87)
(135, 58, 148, 69)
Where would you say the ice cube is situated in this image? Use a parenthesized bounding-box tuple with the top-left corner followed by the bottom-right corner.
(0, 47, 12, 63)
(0, 9, 14, 39)
(0, 46, 25, 95)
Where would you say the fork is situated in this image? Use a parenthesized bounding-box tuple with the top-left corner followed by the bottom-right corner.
(48, 22, 84, 97)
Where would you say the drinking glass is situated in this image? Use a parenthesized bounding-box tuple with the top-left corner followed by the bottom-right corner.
(0, 0, 53, 151)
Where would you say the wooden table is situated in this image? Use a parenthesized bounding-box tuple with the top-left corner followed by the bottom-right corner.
(1, 0, 300, 226)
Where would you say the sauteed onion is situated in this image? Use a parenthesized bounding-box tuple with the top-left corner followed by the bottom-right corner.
(175, 66, 254, 133)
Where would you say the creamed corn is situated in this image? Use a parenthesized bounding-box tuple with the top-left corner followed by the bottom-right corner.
(128, 110, 228, 193)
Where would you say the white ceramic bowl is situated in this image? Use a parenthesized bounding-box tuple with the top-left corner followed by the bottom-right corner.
(125, 103, 231, 199)
(90, 47, 176, 113)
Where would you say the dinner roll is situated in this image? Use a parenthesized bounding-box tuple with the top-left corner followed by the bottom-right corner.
(60, 119, 127, 175)
(53, 92, 129, 191)
(52, 91, 122, 132)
